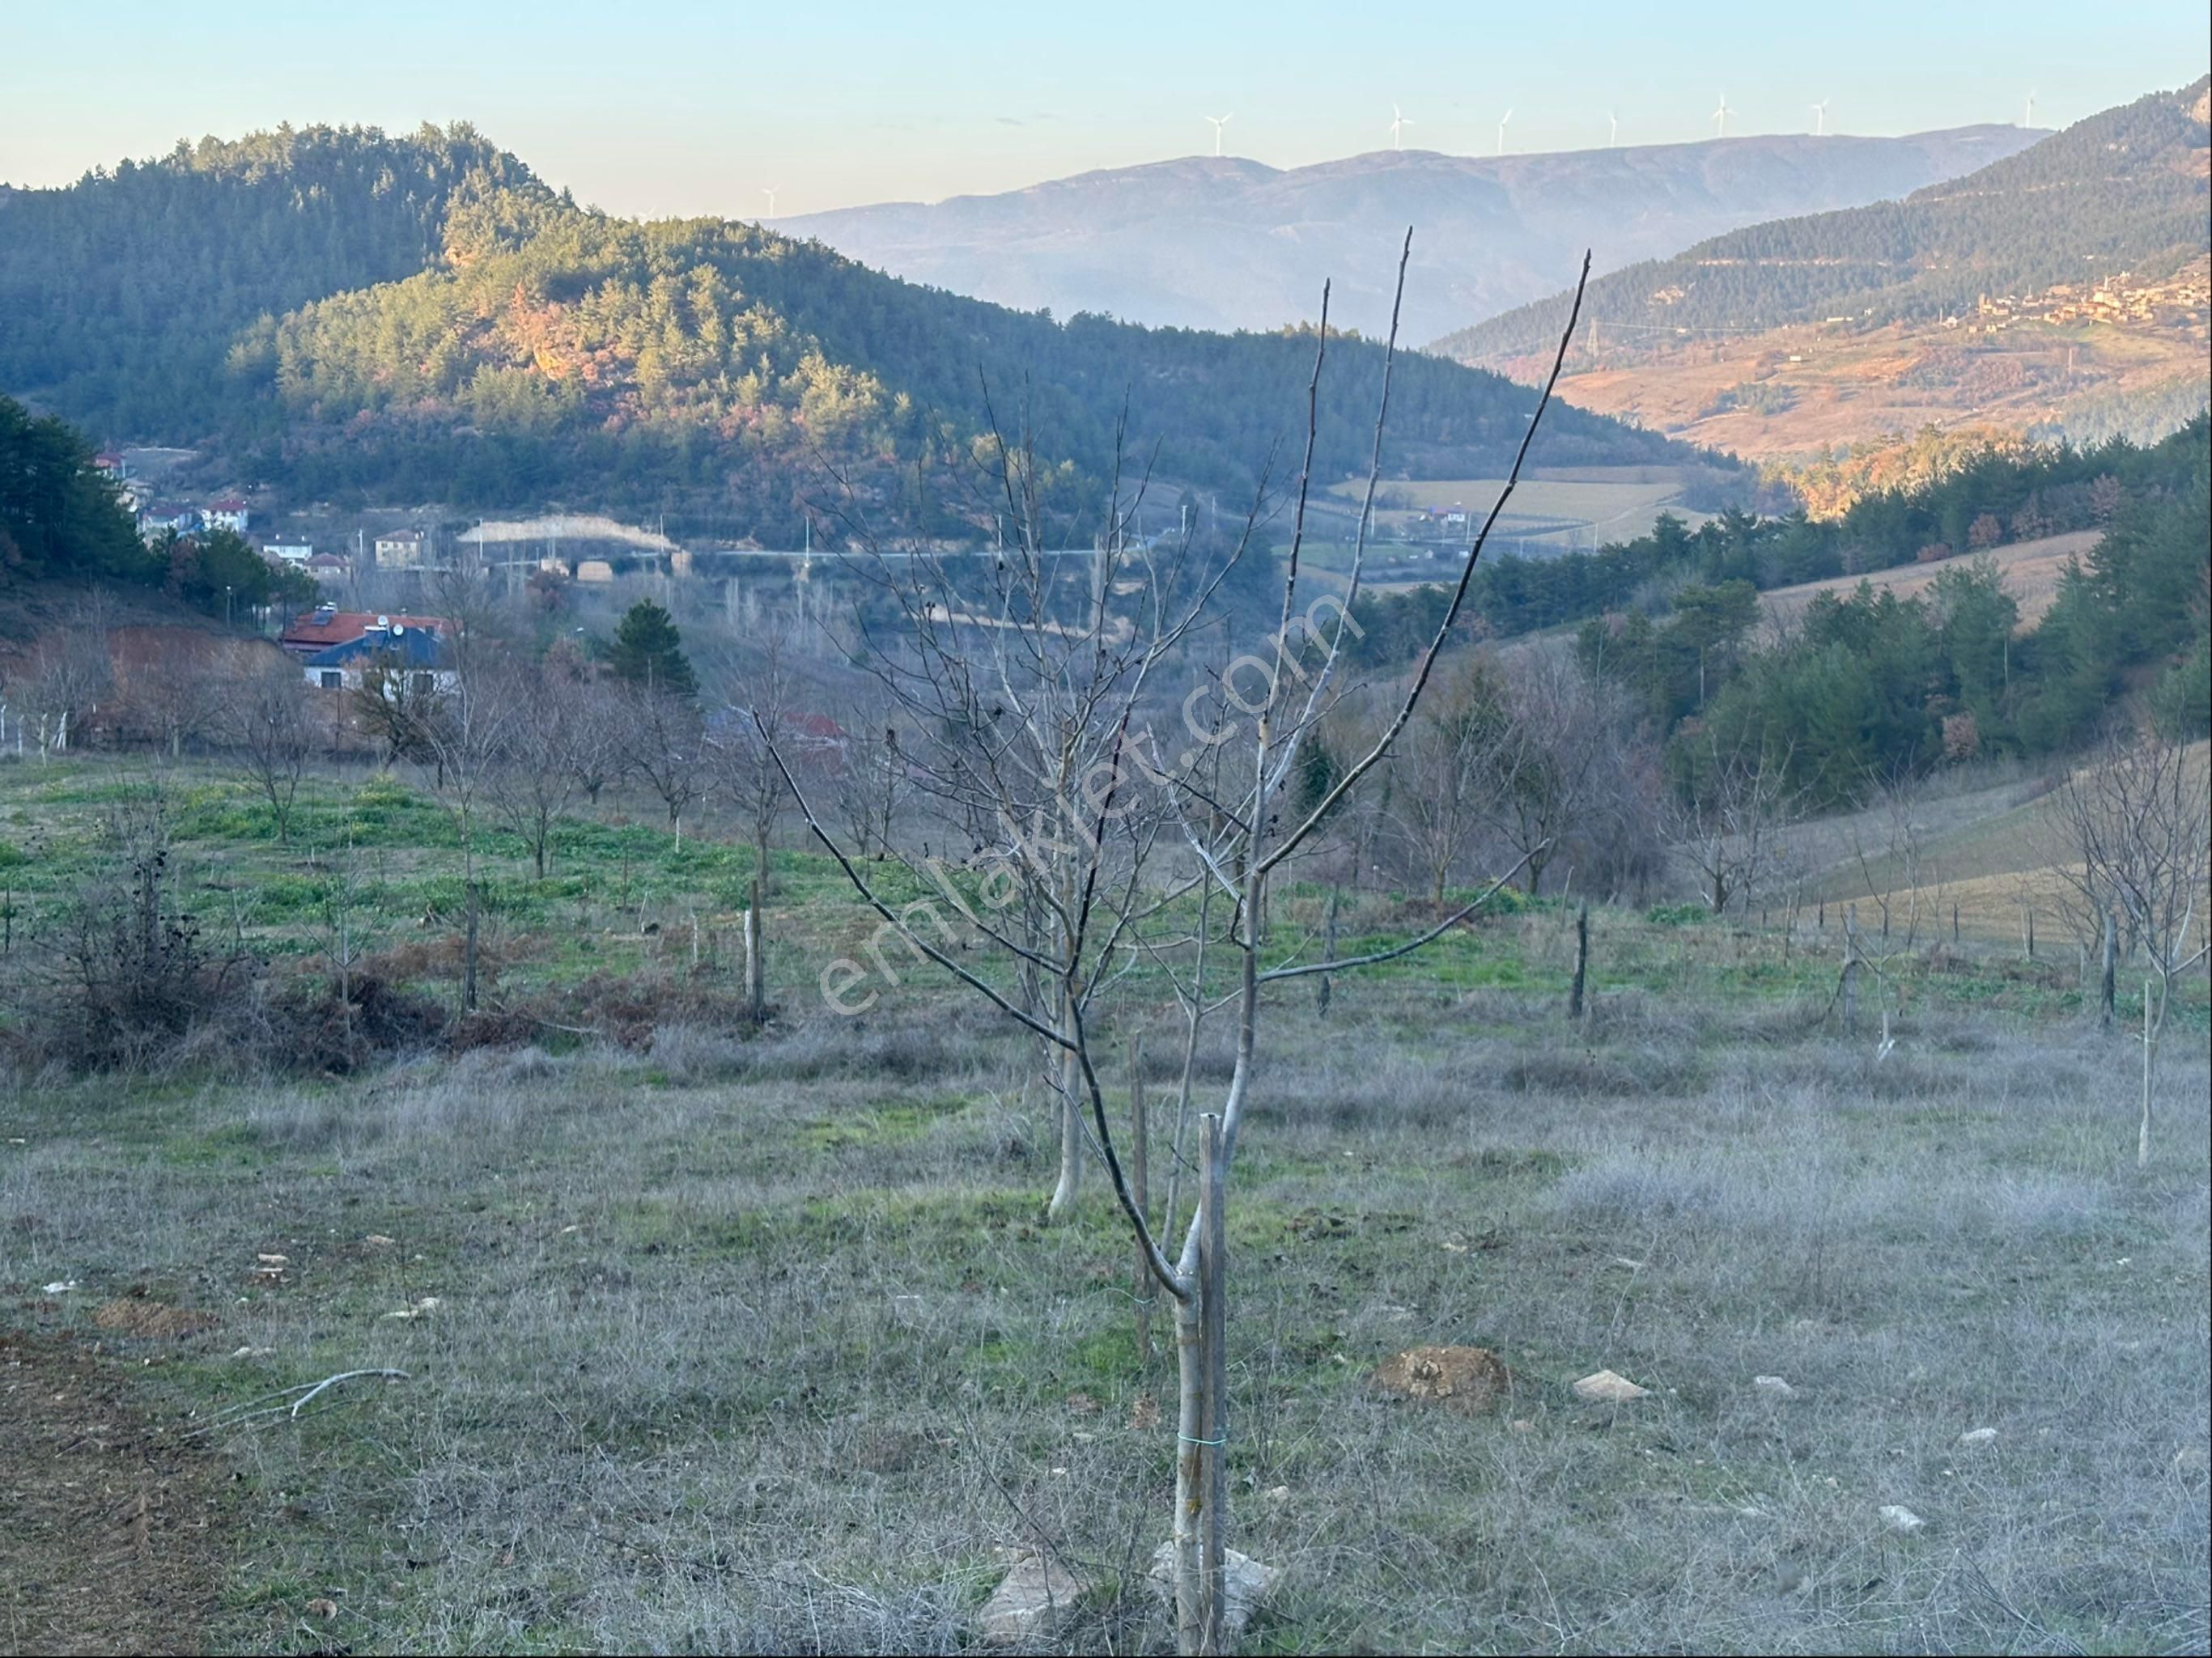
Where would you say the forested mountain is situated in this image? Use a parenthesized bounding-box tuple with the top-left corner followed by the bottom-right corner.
(1441, 79, 2210, 359)
(0, 124, 542, 439)
(2, 128, 1704, 537)
(782, 126, 2041, 344)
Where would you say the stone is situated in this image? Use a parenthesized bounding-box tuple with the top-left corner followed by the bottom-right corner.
(1373, 1346, 1512, 1415)
(1957, 1427, 1998, 1446)
(978, 1548, 1085, 1647)
(1573, 1368, 1650, 1403)
(1147, 1542, 1279, 1640)
(1879, 1504, 1925, 1533)
(1753, 1375, 1796, 1398)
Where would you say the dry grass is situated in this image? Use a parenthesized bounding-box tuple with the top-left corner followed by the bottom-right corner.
(1759, 531, 2099, 633)
(2, 968, 2206, 1655)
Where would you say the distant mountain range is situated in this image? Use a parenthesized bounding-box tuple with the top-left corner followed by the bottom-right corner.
(1434, 78, 2211, 468)
(779, 127, 2045, 343)
(0, 127, 1709, 541)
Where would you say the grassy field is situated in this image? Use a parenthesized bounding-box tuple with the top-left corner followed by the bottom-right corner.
(1321, 469, 1711, 554)
(2, 756, 2208, 1654)
(1800, 745, 2212, 948)
(1758, 532, 2101, 635)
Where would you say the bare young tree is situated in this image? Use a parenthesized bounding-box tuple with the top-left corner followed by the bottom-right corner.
(481, 660, 584, 880)
(1388, 658, 1505, 906)
(15, 620, 113, 761)
(353, 655, 446, 777)
(768, 240, 1591, 1651)
(221, 664, 317, 844)
(834, 713, 912, 863)
(1480, 648, 1620, 897)
(422, 639, 512, 1014)
(2049, 732, 2210, 1162)
(707, 628, 802, 893)
(623, 681, 710, 849)
(1667, 727, 1794, 915)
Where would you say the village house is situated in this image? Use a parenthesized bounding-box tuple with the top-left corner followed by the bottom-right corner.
(304, 553, 351, 586)
(137, 502, 199, 542)
(205, 497, 251, 533)
(299, 623, 456, 694)
(264, 543, 314, 566)
(280, 604, 452, 658)
(374, 528, 427, 568)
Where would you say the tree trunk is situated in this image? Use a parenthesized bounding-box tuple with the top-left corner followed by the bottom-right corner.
(1045, 1018, 1085, 1223)
(745, 872, 766, 1022)
(1842, 903, 1860, 1037)
(2139, 977, 2157, 1166)
(1131, 1034, 1152, 1363)
(1174, 1114, 1229, 1656)
(463, 878, 480, 1013)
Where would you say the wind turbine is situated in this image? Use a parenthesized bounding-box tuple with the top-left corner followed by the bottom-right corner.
(759, 185, 778, 218)
(1496, 108, 1514, 156)
(1205, 112, 1233, 156)
(1811, 97, 1830, 136)
(1608, 110, 1619, 147)
(1389, 103, 1413, 151)
(1712, 93, 1732, 138)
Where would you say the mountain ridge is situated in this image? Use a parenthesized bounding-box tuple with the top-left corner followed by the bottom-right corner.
(0, 126, 1713, 541)
(779, 125, 2045, 341)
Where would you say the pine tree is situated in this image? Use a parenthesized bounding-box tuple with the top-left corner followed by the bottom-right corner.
(608, 600, 697, 698)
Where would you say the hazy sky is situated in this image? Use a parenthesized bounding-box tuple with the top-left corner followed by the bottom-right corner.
(5, 2, 2205, 218)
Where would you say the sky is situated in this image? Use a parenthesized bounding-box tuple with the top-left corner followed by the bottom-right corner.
(4, 2, 2206, 220)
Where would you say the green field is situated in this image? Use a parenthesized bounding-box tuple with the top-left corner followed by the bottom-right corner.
(2, 754, 2207, 1655)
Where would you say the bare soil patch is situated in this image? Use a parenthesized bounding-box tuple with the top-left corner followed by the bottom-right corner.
(91, 1299, 221, 1341)
(1372, 1345, 1513, 1414)
(0, 1333, 227, 1656)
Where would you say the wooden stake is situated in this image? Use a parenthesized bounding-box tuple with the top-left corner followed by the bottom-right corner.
(2100, 909, 2116, 1030)
(1569, 903, 1589, 1021)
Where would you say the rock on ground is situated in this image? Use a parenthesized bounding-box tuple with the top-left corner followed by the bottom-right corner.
(977, 1548, 1087, 1647)
(1372, 1345, 1512, 1414)
(1573, 1368, 1650, 1402)
(1147, 1543, 1280, 1639)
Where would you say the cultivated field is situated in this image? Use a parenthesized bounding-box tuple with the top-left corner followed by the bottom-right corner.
(2, 758, 2208, 1655)
(1323, 469, 1713, 554)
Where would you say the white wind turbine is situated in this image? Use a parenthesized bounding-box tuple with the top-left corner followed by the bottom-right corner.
(1205, 112, 1233, 156)
(1811, 97, 1831, 136)
(1712, 93, 1732, 138)
(759, 185, 778, 218)
(1608, 110, 1620, 147)
(1496, 108, 1514, 155)
(1389, 103, 1413, 150)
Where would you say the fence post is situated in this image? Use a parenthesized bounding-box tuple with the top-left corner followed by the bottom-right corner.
(1843, 903, 1860, 1037)
(2099, 909, 2117, 1030)
(1569, 904, 1590, 1022)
